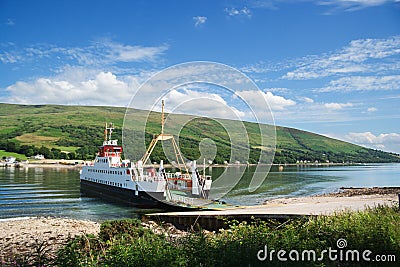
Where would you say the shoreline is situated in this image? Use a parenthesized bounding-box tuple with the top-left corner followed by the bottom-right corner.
(1, 161, 397, 169)
(1, 187, 399, 264)
(256, 187, 399, 215)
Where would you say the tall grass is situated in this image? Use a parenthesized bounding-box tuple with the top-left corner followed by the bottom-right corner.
(55, 205, 400, 267)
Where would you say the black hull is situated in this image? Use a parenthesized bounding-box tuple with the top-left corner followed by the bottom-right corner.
(80, 179, 192, 211)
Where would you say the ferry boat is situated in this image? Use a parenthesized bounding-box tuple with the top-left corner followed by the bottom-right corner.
(80, 102, 212, 208)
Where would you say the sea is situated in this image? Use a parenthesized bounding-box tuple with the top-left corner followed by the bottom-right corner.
(0, 163, 399, 221)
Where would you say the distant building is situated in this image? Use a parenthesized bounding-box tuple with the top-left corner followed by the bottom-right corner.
(5, 156, 16, 163)
(33, 154, 45, 160)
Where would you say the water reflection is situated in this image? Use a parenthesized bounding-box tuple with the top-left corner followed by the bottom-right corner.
(0, 163, 399, 220)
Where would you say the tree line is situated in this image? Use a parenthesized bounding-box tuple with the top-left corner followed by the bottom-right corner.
(1, 123, 399, 163)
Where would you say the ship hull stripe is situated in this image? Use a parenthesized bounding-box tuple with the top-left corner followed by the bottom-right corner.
(80, 179, 167, 208)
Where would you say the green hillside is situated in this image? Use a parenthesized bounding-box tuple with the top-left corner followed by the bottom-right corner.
(0, 103, 399, 163)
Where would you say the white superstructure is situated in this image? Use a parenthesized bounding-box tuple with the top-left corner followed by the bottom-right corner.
(80, 112, 212, 207)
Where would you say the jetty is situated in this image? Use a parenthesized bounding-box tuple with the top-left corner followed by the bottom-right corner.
(146, 192, 399, 230)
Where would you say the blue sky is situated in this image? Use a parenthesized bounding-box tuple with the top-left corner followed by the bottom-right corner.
(1, 0, 400, 153)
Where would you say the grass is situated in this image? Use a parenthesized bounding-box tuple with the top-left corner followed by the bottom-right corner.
(52, 205, 400, 267)
(1, 103, 399, 163)
(0, 149, 27, 160)
(15, 133, 59, 146)
(57, 146, 80, 153)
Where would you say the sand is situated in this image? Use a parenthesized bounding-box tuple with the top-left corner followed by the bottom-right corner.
(0, 217, 100, 264)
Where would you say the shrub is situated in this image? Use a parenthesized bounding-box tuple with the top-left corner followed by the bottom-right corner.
(56, 234, 104, 267)
(56, 206, 400, 267)
(99, 218, 148, 242)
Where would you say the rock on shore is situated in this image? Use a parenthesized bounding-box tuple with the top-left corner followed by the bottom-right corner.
(326, 186, 400, 197)
(0, 217, 100, 265)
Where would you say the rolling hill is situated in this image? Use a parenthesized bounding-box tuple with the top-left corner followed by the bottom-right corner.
(0, 103, 399, 163)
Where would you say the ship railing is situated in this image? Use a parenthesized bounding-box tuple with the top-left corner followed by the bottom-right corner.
(138, 174, 165, 182)
(163, 172, 191, 180)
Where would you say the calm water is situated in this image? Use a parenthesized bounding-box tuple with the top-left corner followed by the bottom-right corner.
(0, 164, 399, 221)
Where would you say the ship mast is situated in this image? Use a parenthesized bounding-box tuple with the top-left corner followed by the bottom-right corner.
(161, 100, 165, 135)
(107, 122, 113, 140)
(103, 122, 115, 145)
(104, 122, 114, 141)
(140, 100, 189, 174)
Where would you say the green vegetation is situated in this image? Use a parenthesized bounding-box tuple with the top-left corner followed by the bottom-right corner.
(0, 149, 27, 161)
(54, 205, 399, 266)
(0, 103, 399, 163)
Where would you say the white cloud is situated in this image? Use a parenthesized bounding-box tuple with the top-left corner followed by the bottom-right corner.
(235, 90, 296, 111)
(6, 18, 15, 26)
(264, 91, 296, 110)
(0, 41, 168, 65)
(367, 107, 378, 112)
(283, 36, 400, 80)
(104, 42, 168, 62)
(4, 71, 139, 106)
(224, 7, 252, 18)
(344, 132, 400, 153)
(319, 75, 400, 92)
(301, 97, 314, 103)
(164, 88, 245, 119)
(324, 102, 353, 110)
(318, 0, 399, 12)
(193, 16, 207, 27)
(263, 87, 291, 94)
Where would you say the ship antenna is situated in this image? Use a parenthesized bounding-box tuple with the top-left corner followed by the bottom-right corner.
(108, 122, 113, 140)
(104, 123, 108, 141)
(161, 100, 165, 135)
